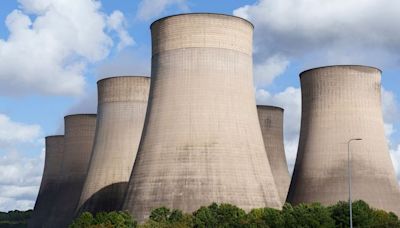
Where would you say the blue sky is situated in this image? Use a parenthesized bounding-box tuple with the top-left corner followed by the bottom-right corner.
(0, 0, 399, 211)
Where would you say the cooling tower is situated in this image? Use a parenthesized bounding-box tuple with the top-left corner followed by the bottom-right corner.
(257, 106, 290, 204)
(77, 76, 150, 214)
(28, 135, 64, 228)
(47, 114, 97, 228)
(287, 65, 400, 215)
(123, 13, 281, 221)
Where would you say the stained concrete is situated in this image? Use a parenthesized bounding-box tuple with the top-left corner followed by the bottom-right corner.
(287, 65, 400, 215)
(47, 114, 96, 228)
(123, 13, 281, 222)
(257, 106, 290, 204)
(77, 76, 150, 214)
(28, 136, 64, 228)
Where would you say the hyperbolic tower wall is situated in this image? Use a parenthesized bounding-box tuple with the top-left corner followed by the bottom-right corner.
(28, 135, 64, 228)
(77, 76, 150, 214)
(123, 13, 281, 221)
(287, 65, 400, 215)
(257, 106, 290, 204)
(48, 114, 97, 228)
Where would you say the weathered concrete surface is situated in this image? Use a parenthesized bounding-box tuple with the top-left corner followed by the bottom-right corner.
(287, 65, 400, 215)
(123, 13, 281, 222)
(47, 114, 96, 228)
(77, 76, 150, 214)
(28, 135, 64, 228)
(257, 106, 290, 204)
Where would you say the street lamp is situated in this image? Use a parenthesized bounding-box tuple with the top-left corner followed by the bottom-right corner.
(347, 138, 362, 228)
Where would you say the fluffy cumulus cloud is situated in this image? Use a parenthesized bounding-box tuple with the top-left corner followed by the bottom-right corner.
(0, 114, 44, 211)
(234, 0, 400, 69)
(137, 0, 189, 20)
(0, 0, 133, 96)
(0, 114, 41, 147)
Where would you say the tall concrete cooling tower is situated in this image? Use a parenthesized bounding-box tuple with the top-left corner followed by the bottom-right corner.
(287, 65, 400, 215)
(123, 13, 281, 221)
(48, 114, 97, 228)
(28, 135, 64, 228)
(257, 106, 290, 204)
(77, 76, 150, 214)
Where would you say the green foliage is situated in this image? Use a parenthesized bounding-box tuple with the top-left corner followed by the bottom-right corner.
(140, 208, 192, 228)
(69, 211, 136, 228)
(282, 203, 334, 228)
(0, 210, 32, 228)
(192, 203, 246, 228)
(70, 201, 400, 228)
(246, 207, 285, 227)
(329, 200, 400, 228)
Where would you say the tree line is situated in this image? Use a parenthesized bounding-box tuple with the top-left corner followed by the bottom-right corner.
(0, 210, 32, 228)
(70, 200, 400, 228)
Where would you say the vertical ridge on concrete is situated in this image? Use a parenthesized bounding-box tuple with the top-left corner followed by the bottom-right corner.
(287, 65, 400, 215)
(77, 76, 150, 214)
(47, 114, 96, 228)
(123, 13, 281, 222)
(257, 106, 290, 204)
(28, 135, 64, 228)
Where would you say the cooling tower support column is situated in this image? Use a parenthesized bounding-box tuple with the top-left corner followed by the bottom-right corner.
(29, 135, 64, 228)
(257, 106, 290, 204)
(287, 65, 400, 215)
(77, 76, 150, 214)
(123, 13, 281, 222)
(48, 114, 96, 228)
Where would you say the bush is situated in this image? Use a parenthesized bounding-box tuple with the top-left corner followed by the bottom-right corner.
(70, 211, 136, 228)
(140, 208, 192, 228)
(246, 207, 285, 227)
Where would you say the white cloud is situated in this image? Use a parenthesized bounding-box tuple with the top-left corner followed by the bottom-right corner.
(107, 11, 135, 51)
(137, 0, 189, 21)
(0, 114, 44, 211)
(254, 55, 289, 88)
(234, 0, 400, 69)
(0, 114, 41, 147)
(0, 0, 133, 96)
(390, 145, 400, 182)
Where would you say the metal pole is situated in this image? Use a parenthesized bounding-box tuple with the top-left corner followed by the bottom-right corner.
(347, 138, 362, 228)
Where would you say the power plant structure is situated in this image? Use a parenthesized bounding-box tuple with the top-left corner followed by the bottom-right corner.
(27, 11, 400, 226)
(257, 105, 290, 204)
(28, 135, 64, 228)
(77, 76, 150, 214)
(47, 114, 97, 228)
(287, 65, 400, 215)
(123, 13, 282, 222)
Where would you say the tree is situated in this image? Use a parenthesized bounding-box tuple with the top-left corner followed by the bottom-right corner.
(246, 207, 285, 228)
(192, 203, 246, 228)
(282, 203, 335, 228)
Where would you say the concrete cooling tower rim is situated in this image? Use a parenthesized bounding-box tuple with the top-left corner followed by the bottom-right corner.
(97, 76, 150, 84)
(150, 13, 254, 29)
(300, 65, 382, 78)
(256, 105, 284, 111)
(45, 135, 64, 139)
(64, 114, 97, 119)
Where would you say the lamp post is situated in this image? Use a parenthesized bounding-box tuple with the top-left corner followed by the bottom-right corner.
(347, 138, 362, 228)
